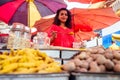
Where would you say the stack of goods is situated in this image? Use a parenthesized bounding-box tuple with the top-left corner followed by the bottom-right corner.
(7, 24, 31, 49)
(0, 22, 10, 49)
(0, 48, 62, 74)
(0, 34, 9, 49)
(62, 46, 120, 73)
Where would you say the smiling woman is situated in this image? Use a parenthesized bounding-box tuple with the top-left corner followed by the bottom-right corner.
(46, 8, 75, 48)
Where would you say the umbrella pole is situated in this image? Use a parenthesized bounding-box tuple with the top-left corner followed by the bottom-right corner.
(28, 1, 30, 28)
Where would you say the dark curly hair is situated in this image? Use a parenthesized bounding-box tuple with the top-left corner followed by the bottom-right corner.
(53, 8, 72, 29)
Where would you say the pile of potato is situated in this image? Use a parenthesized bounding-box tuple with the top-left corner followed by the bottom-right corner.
(62, 46, 120, 73)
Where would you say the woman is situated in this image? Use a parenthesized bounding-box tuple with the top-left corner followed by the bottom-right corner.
(47, 8, 74, 48)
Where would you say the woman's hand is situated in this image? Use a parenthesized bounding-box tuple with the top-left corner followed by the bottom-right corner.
(50, 31, 57, 43)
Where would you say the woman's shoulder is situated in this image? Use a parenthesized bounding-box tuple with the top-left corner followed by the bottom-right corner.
(51, 24, 59, 27)
(50, 24, 60, 29)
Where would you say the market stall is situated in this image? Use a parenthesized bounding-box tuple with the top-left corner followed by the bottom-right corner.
(0, 0, 120, 80)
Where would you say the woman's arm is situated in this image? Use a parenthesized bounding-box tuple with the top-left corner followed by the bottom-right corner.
(50, 31, 57, 43)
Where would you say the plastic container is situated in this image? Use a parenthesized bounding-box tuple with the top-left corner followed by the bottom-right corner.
(7, 24, 23, 49)
(7, 25, 31, 49)
(21, 26, 31, 48)
(73, 42, 82, 48)
(37, 32, 50, 47)
(33, 32, 50, 49)
(0, 34, 9, 49)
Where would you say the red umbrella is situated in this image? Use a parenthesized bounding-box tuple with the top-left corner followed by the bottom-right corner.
(68, 0, 106, 4)
(75, 31, 98, 41)
(34, 15, 54, 32)
(33, 14, 97, 41)
(70, 7, 120, 31)
(0, 0, 67, 27)
(34, 7, 120, 41)
(73, 24, 93, 32)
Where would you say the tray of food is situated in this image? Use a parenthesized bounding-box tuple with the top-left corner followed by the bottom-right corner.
(61, 46, 120, 80)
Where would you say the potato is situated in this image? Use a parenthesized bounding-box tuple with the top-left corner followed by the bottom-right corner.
(113, 50, 120, 60)
(99, 65, 106, 72)
(86, 57, 93, 63)
(97, 47, 105, 54)
(114, 64, 120, 72)
(89, 61, 98, 68)
(78, 68, 88, 72)
(86, 51, 91, 56)
(76, 66, 81, 71)
(87, 47, 98, 54)
(90, 54, 99, 60)
(105, 48, 113, 53)
(104, 59, 114, 70)
(80, 60, 89, 69)
(96, 54, 106, 65)
(112, 59, 120, 64)
(104, 52, 113, 60)
(89, 62, 101, 72)
(73, 58, 82, 67)
(62, 61, 76, 71)
(78, 51, 88, 60)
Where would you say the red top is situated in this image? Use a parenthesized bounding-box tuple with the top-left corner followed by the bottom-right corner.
(47, 25, 74, 48)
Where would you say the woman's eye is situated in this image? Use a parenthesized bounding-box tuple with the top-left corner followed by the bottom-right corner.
(65, 14, 68, 16)
(60, 13, 67, 16)
(61, 13, 64, 15)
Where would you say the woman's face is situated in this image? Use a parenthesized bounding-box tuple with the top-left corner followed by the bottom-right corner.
(58, 10, 68, 23)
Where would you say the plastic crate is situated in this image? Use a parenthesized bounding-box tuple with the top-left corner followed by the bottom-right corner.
(62, 59, 70, 64)
(54, 58, 62, 65)
(40, 49, 60, 58)
(60, 50, 79, 59)
(71, 72, 120, 80)
(0, 72, 69, 80)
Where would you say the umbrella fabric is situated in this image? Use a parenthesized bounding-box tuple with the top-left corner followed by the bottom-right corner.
(34, 15, 54, 32)
(75, 31, 98, 41)
(0, 0, 14, 6)
(0, 0, 67, 27)
(34, 14, 97, 41)
(73, 24, 93, 32)
(34, 7, 120, 41)
(68, 0, 106, 4)
(70, 7, 120, 31)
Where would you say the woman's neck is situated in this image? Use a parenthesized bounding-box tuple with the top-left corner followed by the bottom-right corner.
(60, 23, 67, 29)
